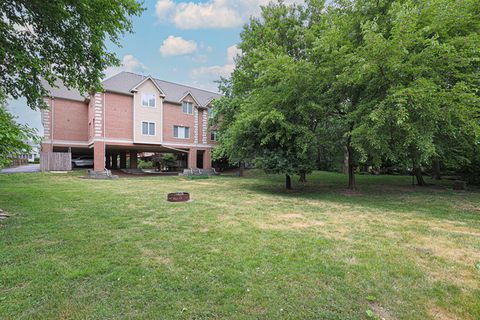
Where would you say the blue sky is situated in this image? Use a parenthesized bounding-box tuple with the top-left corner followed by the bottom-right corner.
(8, 0, 302, 133)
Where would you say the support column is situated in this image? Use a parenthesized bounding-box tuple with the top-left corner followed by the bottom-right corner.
(130, 151, 138, 169)
(94, 141, 105, 172)
(111, 153, 118, 169)
(41, 143, 53, 153)
(188, 148, 197, 169)
(120, 152, 127, 169)
(203, 149, 212, 169)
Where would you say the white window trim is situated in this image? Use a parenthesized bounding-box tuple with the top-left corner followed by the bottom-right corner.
(141, 93, 157, 108)
(141, 121, 156, 136)
(173, 125, 190, 139)
(182, 101, 193, 115)
(211, 130, 218, 141)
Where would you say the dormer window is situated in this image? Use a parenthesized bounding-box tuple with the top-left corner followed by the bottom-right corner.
(182, 101, 193, 114)
(142, 93, 156, 107)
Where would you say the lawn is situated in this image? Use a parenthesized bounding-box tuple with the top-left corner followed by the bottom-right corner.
(0, 171, 479, 319)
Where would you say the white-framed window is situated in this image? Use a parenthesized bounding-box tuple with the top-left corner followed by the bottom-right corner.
(142, 93, 156, 107)
(210, 130, 218, 141)
(182, 101, 193, 114)
(173, 125, 190, 139)
(142, 121, 155, 136)
(208, 108, 214, 119)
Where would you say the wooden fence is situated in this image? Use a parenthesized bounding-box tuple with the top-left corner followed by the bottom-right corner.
(40, 152, 72, 172)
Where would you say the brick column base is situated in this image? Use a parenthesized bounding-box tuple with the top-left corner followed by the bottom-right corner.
(94, 141, 105, 172)
(188, 148, 197, 169)
(203, 149, 212, 169)
(130, 151, 138, 169)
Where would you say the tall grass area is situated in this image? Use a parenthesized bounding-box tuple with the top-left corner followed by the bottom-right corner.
(0, 171, 479, 319)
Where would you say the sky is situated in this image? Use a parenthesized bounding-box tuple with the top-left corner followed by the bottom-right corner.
(7, 0, 303, 134)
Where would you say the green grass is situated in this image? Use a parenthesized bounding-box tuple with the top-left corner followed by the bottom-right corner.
(0, 170, 479, 319)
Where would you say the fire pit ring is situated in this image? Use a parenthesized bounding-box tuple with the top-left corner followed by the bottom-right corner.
(167, 192, 190, 202)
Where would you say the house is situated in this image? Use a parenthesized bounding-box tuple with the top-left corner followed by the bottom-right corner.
(41, 71, 221, 173)
(21, 141, 40, 163)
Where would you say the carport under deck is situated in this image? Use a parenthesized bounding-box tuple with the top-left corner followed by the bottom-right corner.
(95, 142, 212, 172)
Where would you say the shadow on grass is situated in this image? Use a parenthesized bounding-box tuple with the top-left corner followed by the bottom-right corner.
(234, 171, 480, 223)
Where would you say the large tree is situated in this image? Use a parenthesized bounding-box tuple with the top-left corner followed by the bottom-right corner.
(215, 0, 480, 189)
(349, 0, 480, 185)
(0, 0, 143, 109)
(217, 3, 322, 189)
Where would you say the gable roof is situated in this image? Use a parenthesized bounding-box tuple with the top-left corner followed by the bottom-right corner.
(178, 91, 202, 106)
(102, 71, 222, 107)
(129, 76, 166, 97)
(42, 79, 86, 102)
(43, 71, 222, 106)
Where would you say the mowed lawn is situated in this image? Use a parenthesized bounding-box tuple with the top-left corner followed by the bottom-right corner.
(0, 171, 479, 319)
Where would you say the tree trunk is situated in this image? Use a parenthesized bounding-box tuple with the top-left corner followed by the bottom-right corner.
(347, 144, 356, 190)
(343, 146, 349, 174)
(239, 161, 245, 177)
(432, 158, 441, 180)
(286, 174, 292, 190)
(299, 171, 306, 183)
(413, 167, 426, 186)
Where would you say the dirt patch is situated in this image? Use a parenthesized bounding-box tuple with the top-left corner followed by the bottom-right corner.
(279, 213, 304, 219)
(453, 202, 480, 213)
(408, 236, 480, 289)
(430, 226, 480, 238)
(368, 302, 397, 320)
(429, 306, 463, 320)
(142, 249, 171, 265)
(257, 219, 325, 230)
(415, 236, 480, 266)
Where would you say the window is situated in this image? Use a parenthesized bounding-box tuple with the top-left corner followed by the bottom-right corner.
(208, 108, 214, 119)
(173, 126, 190, 139)
(142, 122, 155, 136)
(182, 101, 193, 114)
(210, 130, 218, 141)
(142, 93, 156, 107)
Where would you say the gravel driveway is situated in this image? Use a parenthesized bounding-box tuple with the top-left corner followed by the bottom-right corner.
(0, 164, 40, 173)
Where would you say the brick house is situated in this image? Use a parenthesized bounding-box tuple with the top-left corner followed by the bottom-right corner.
(41, 71, 221, 172)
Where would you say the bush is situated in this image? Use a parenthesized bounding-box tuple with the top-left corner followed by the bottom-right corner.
(138, 160, 154, 169)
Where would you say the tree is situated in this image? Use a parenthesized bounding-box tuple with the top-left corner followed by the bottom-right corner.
(349, 0, 480, 185)
(0, 95, 37, 168)
(151, 153, 177, 171)
(0, 0, 143, 109)
(210, 78, 246, 176)
(307, 0, 391, 189)
(217, 3, 321, 189)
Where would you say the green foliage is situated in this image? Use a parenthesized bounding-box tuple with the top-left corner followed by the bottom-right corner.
(0, 97, 37, 168)
(151, 153, 177, 170)
(0, 0, 144, 109)
(137, 160, 153, 169)
(215, 3, 320, 186)
(161, 153, 177, 168)
(215, 0, 480, 187)
(349, 0, 480, 172)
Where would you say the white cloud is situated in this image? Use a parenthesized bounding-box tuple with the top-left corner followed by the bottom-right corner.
(190, 45, 241, 91)
(227, 45, 241, 64)
(159, 35, 198, 57)
(155, 0, 304, 29)
(155, 0, 175, 20)
(192, 64, 235, 79)
(104, 54, 147, 79)
(122, 54, 146, 72)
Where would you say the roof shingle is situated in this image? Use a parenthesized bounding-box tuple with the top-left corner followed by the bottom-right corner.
(44, 71, 222, 106)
